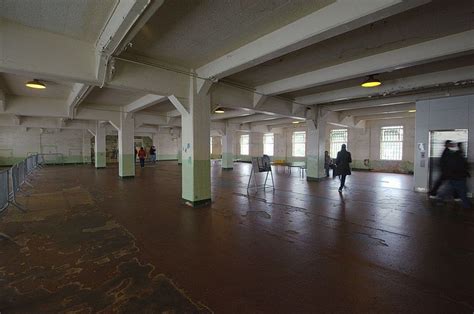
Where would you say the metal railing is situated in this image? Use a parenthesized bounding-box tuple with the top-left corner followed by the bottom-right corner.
(0, 154, 44, 215)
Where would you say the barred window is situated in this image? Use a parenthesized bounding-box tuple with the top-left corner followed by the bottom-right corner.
(292, 131, 306, 157)
(380, 126, 403, 160)
(263, 133, 274, 156)
(240, 134, 249, 155)
(330, 129, 348, 158)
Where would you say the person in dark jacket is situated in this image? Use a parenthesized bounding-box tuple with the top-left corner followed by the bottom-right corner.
(324, 151, 331, 177)
(440, 142, 470, 208)
(429, 140, 452, 198)
(336, 144, 352, 192)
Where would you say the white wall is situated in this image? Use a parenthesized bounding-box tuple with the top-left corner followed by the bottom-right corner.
(0, 127, 91, 165)
(414, 94, 474, 192)
(325, 118, 415, 173)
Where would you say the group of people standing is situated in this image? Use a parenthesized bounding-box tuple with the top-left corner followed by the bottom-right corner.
(135, 146, 157, 168)
(429, 140, 471, 208)
(325, 144, 352, 193)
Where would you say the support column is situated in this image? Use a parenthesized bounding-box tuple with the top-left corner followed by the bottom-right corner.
(306, 117, 327, 181)
(222, 123, 234, 169)
(95, 121, 106, 168)
(118, 113, 135, 178)
(171, 77, 211, 206)
(82, 129, 92, 164)
(177, 135, 182, 164)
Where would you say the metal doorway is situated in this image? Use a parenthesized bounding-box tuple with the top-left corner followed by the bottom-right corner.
(428, 129, 468, 190)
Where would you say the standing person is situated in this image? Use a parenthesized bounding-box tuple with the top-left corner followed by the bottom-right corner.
(324, 151, 331, 177)
(336, 144, 352, 192)
(429, 140, 452, 198)
(138, 147, 146, 168)
(149, 145, 157, 163)
(440, 142, 471, 209)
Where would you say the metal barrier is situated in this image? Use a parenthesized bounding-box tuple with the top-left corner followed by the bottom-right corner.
(0, 154, 44, 214)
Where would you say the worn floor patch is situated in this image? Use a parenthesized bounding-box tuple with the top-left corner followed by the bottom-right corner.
(0, 186, 210, 313)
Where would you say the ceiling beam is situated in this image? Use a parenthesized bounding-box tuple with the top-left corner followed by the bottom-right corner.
(297, 65, 474, 105)
(95, 0, 165, 83)
(250, 118, 300, 127)
(0, 19, 96, 84)
(196, 0, 429, 80)
(212, 84, 306, 118)
(322, 86, 474, 111)
(211, 109, 255, 121)
(355, 112, 415, 123)
(66, 84, 94, 118)
(256, 30, 474, 96)
(227, 113, 279, 124)
(340, 103, 415, 118)
(124, 94, 167, 113)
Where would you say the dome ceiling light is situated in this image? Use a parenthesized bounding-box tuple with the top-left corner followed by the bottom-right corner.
(25, 79, 46, 89)
(361, 75, 381, 88)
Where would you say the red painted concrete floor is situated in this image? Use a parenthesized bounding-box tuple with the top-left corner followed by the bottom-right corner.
(13, 162, 474, 312)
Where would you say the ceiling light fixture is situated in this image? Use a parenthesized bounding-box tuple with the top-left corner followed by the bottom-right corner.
(408, 109, 416, 113)
(214, 108, 225, 114)
(25, 79, 46, 89)
(292, 121, 300, 124)
(361, 75, 381, 88)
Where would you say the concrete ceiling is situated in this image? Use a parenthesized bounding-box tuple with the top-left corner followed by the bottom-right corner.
(225, 0, 473, 88)
(85, 87, 146, 107)
(126, 0, 334, 68)
(0, 0, 118, 43)
(1, 0, 473, 131)
(1, 73, 72, 98)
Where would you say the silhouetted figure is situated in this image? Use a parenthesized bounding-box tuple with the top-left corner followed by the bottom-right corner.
(138, 147, 146, 168)
(324, 151, 331, 177)
(440, 142, 471, 209)
(149, 146, 157, 163)
(429, 140, 452, 198)
(336, 144, 352, 192)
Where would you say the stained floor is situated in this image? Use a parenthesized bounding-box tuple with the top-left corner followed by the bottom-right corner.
(2, 161, 474, 313)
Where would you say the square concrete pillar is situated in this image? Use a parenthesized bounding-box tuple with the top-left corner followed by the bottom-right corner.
(118, 113, 135, 178)
(306, 118, 327, 181)
(82, 129, 92, 164)
(95, 121, 106, 168)
(222, 123, 234, 169)
(170, 77, 211, 206)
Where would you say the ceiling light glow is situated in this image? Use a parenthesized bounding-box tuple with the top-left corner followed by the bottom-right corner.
(25, 79, 46, 89)
(361, 75, 381, 88)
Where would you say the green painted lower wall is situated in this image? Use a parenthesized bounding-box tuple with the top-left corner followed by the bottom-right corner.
(157, 154, 178, 161)
(352, 159, 414, 173)
(119, 154, 135, 177)
(222, 152, 233, 168)
(95, 152, 106, 168)
(0, 155, 92, 166)
(182, 158, 211, 202)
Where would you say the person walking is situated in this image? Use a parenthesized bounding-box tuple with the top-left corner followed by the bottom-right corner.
(336, 144, 352, 192)
(324, 151, 331, 177)
(138, 147, 146, 168)
(149, 145, 157, 163)
(440, 142, 471, 209)
(429, 140, 452, 198)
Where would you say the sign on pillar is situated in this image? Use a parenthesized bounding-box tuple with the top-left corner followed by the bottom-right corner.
(95, 121, 106, 168)
(118, 112, 135, 178)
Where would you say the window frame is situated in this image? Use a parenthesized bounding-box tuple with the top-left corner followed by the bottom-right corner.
(380, 126, 404, 161)
(292, 131, 306, 157)
(240, 134, 250, 156)
(263, 133, 274, 156)
(329, 129, 348, 159)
